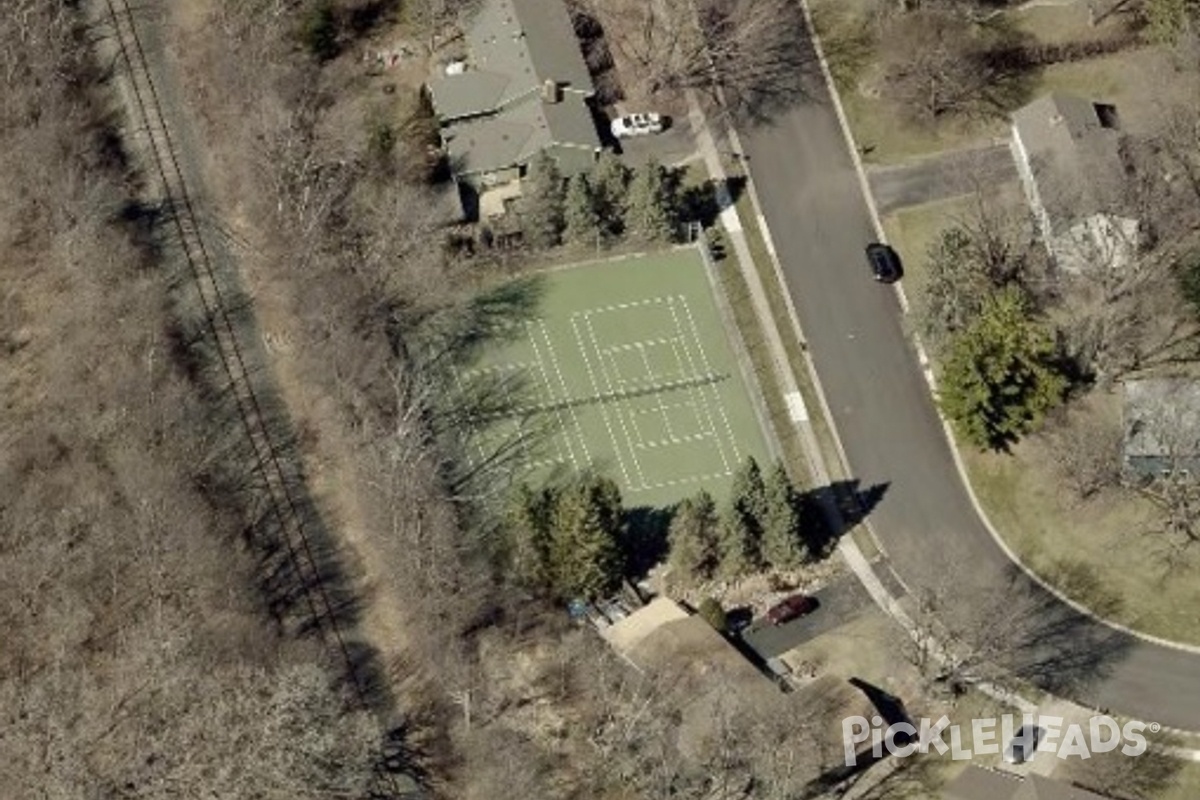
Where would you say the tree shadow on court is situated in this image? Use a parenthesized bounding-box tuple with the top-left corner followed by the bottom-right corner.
(621, 505, 674, 579)
(799, 479, 890, 556)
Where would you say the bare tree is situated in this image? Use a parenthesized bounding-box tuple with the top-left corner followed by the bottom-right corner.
(1063, 733, 1184, 799)
(579, 0, 814, 120)
(902, 559, 1129, 698)
(1041, 404, 1124, 503)
(879, 9, 992, 123)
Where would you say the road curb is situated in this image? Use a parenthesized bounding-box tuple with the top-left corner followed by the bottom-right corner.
(792, 0, 1200, 667)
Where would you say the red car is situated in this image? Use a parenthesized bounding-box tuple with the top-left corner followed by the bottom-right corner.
(766, 594, 818, 626)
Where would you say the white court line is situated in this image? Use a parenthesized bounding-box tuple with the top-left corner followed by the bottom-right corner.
(637, 471, 733, 492)
(459, 362, 530, 380)
(630, 398, 702, 419)
(570, 313, 635, 488)
(637, 432, 711, 450)
(678, 295, 740, 472)
(666, 297, 733, 476)
(590, 296, 671, 314)
(636, 341, 679, 442)
(535, 320, 592, 465)
(525, 320, 579, 469)
(579, 311, 650, 489)
(609, 336, 678, 352)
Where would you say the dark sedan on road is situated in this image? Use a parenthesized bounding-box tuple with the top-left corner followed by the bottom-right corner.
(765, 594, 819, 626)
(866, 242, 903, 283)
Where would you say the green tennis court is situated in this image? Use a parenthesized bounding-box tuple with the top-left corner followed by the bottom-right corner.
(460, 247, 773, 507)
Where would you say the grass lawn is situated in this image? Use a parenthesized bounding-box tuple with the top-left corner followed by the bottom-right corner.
(882, 195, 1200, 645)
(840, 92, 1006, 166)
(1161, 762, 1200, 799)
(962, 430, 1200, 645)
(463, 247, 772, 508)
(881, 196, 978, 306)
(809, 0, 1180, 166)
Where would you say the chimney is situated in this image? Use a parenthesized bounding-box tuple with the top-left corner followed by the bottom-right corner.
(542, 79, 561, 104)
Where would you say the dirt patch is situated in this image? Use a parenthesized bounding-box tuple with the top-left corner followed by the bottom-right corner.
(158, 0, 416, 665)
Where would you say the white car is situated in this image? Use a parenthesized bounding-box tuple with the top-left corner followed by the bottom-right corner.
(610, 113, 664, 138)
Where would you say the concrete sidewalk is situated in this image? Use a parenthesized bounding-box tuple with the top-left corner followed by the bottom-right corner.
(684, 87, 905, 648)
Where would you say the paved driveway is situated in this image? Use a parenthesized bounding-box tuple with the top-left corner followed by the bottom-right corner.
(611, 112, 699, 168)
(867, 143, 1019, 215)
(742, 573, 873, 659)
(735, 37, 1200, 730)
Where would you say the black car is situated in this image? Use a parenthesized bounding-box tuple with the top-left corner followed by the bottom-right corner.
(866, 243, 902, 283)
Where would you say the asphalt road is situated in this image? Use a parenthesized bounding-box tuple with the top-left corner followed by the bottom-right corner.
(736, 59, 1200, 730)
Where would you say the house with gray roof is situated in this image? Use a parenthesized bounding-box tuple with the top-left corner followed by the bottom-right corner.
(1010, 93, 1139, 273)
(1123, 378, 1200, 478)
(426, 0, 601, 189)
(943, 766, 1112, 800)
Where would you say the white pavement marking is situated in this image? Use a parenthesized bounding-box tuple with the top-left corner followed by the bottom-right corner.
(570, 313, 634, 488)
(580, 312, 650, 488)
(678, 296, 739, 471)
(638, 342, 679, 442)
(537, 320, 593, 465)
(785, 391, 809, 423)
(667, 298, 733, 476)
(525, 320, 579, 469)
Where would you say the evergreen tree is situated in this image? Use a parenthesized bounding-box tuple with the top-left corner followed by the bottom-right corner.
(760, 463, 808, 570)
(697, 596, 728, 634)
(666, 491, 720, 586)
(716, 510, 755, 580)
(939, 286, 1067, 450)
(504, 483, 553, 589)
(547, 476, 624, 599)
(563, 173, 602, 246)
(730, 457, 768, 537)
(300, 0, 339, 62)
(590, 151, 630, 238)
(524, 152, 565, 248)
(717, 457, 769, 579)
(625, 160, 676, 243)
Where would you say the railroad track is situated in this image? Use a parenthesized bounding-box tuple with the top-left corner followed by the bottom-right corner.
(101, 0, 369, 706)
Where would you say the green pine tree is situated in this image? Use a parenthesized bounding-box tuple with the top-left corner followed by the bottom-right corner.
(760, 463, 808, 570)
(299, 0, 339, 62)
(524, 152, 565, 249)
(731, 457, 767, 537)
(625, 160, 676, 243)
(939, 286, 1067, 450)
(504, 483, 554, 589)
(548, 476, 624, 599)
(563, 173, 602, 246)
(666, 491, 720, 586)
(590, 151, 630, 238)
(716, 510, 755, 580)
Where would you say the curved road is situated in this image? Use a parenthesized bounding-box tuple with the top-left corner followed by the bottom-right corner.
(736, 44, 1200, 731)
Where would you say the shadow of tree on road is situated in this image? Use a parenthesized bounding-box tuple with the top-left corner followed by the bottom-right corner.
(799, 479, 890, 557)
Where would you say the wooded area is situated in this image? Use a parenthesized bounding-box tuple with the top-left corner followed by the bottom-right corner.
(0, 3, 382, 795)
